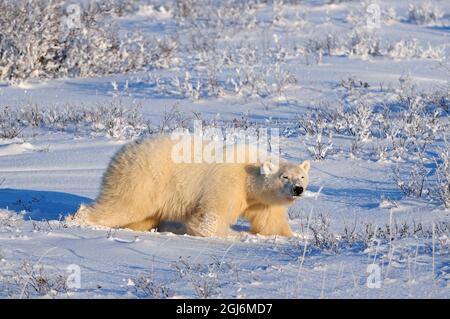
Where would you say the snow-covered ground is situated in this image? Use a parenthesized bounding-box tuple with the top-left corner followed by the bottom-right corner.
(0, 0, 449, 298)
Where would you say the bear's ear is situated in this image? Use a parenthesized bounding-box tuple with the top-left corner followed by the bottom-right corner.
(299, 160, 310, 173)
(260, 161, 278, 175)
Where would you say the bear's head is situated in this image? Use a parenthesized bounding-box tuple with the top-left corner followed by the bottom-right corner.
(254, 160, 310, 205)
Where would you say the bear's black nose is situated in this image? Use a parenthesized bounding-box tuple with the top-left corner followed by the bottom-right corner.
(293, 186, 304, 196)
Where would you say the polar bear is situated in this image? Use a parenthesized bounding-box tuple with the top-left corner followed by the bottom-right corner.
(69, 135, 310, 237)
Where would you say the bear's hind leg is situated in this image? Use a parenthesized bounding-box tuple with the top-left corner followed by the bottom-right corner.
(185, 212, 232, 237)
(125, 217, 159, 231)
(72, 202, 157, 230)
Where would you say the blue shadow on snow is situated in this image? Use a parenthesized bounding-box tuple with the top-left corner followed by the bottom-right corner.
(0, 188, 92, 221)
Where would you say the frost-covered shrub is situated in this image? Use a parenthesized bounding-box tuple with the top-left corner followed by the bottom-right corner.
(173, 257, 222, 298)
(301, 22, 444, 63)
(294, 212, 449, 253)
(298, 110, 329, 136)
(306, 130, 334, 161)
(430, 88, 450, 115)
(271, 64, 297, 101)
(151, 37, 180, 69)
(408, 2, 444, 25)
(84, 99, 147, 139)
(299, 95, 374, 156)
(151, 39, 295, 100)
(397, 77, 443, 144)
(386, 39, 444, 61)
(225, 46, 271, 98)
(374, 78, 446, 161)
(95, 0, 140, 17)
(393, 161, 431, 198)
(171, 72, 203, 100)
(127, 275, 172, 298)
(44, 105, 87, 131)
(19, 105, 44, 130)
(215, 1, 258, 31)
(420, 43, 445, 61)
(340, 77, 370, 91)
(231, 65, 269, 97)
(225, 47, 296, 99)
(0, 0, 66, 82)
(0, 106, 24, 139)
(1, 99, 150, 139)
(301, 28, 383, 61)
(307, 213, 342, 252)
(272, 3, 307, 30)
(298, 76, 448, 162)
(342, 100, 374, 142)
(8, 262, 69, 298)
(158, 105, 193, 133)
(349, 28, 382, 58)
(298, 110, 334, 160)
(0, 0, 173, 83)
(302, 33, 345, 62)
(435, 141, 450, 208)
(388, 39, 421, 59)
(220, 48, 295, 99)
(173, 0, 202, 21)
(388, 77, 445, 154)
(173, 0, 258, 32)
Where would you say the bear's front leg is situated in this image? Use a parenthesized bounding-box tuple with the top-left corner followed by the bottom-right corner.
(244, 205, 293, 237)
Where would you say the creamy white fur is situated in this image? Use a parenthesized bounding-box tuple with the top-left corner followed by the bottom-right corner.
(69, 135, 310, 237)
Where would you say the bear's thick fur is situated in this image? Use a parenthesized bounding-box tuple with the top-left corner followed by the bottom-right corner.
(69, 135, 310, 237)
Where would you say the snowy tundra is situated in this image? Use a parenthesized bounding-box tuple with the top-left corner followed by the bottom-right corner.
(0, 0, 449, 298)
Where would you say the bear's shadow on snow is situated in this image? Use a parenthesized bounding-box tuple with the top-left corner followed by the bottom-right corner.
(157, 220, 251, 234)
(0, 188, 252, 233)
(0, 188, 92, 221)
(65, 79, 194, 100)
(307, 185, 402, 209)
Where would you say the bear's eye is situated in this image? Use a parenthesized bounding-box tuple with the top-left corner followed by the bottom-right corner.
(282, 175, 289, 179)
(301, 176, 305, 179)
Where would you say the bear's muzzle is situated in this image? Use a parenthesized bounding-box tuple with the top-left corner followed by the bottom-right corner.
(292, 185, 304, 197)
